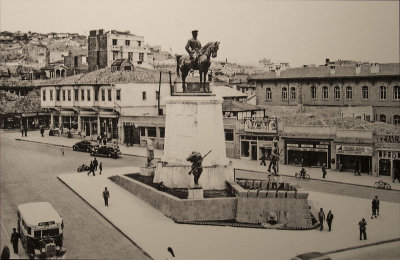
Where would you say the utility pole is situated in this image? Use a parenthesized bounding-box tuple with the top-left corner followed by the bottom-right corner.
(158, 71, 162, 115)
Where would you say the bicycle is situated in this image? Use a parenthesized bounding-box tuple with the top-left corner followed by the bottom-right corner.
(295, 172, 310, 180)
(374, 180, 391, 190)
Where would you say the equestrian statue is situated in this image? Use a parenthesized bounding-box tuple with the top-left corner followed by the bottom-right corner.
(176, 30, 220, 92)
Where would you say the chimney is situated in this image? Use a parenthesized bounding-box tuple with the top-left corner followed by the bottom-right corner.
(275, 65, 281, 77)
(325, 58, 330, 66)
(370, 63, 379, 74)
(356, 63, 361, 75)
(330, 65, 336, 75)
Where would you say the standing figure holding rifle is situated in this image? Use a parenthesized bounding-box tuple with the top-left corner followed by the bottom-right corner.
(186, 150, 212, 187)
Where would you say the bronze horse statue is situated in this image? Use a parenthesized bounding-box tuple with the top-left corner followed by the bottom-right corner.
(176, 41, 220, 92)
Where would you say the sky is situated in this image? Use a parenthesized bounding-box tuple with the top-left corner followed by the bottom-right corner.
(0, 0, 399, 67)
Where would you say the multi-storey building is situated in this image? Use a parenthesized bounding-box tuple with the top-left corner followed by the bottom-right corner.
(88, 29, 149, 72)
(249, 63, 400, 125)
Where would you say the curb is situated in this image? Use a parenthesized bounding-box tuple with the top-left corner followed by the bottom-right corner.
(234, 168, 400, 192)
(56, 176, 154, 260)
(15, 138, 400, 192)
(324, 237, 400, 255)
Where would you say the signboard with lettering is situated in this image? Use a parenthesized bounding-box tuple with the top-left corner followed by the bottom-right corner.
(287, 143, 298, 147)
(244, 118, 278, 133)
(316, 145, 329, 148)
(378, 135, 400, 144)
(301, 144, 314, 148)
(336, 145, 373, 156)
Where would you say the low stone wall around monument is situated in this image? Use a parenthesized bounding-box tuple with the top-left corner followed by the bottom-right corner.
(110, 175, 237, 222)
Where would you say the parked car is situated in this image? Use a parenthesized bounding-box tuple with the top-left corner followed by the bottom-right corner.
(291, 252, 332, 260)
(72, 140, 98, 152)
(90, 145, 121, 159)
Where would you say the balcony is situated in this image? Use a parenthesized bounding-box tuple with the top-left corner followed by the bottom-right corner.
(240, 117, 278, 134)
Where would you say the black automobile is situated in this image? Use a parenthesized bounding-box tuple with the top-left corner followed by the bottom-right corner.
(90, 145, 121, 159)
(72, 140, 98, 152)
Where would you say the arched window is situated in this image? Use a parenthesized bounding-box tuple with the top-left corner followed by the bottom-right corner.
(266, 88, 272, 101)
(311, 86, 316, 100)
(380, 114, 386, 122)
(362, 86, 369, 100)
(380, 86, 387, 100)
(282, 87, 288, 100)
(394, 115, 400, 125)
(322, 86, 329, 100)
(394, 86, 400, 100)
(346, 86, 352, 100)
(290, 87, 296, 100)
(334, 86, 340, 100)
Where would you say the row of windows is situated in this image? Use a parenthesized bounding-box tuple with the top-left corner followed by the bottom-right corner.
(43, 89, 121, 102)
(112, 39, 142, 46)
(265, 86, 400, 101)
(377, 114, 400, 125)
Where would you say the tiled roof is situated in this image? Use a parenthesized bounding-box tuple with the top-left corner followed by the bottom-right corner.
(249, 63, 400, 80)
(212, 86, 247, 98)
(222, 100, 263, 112)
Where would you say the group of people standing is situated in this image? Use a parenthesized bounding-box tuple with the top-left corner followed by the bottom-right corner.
(87, 157, 102, 176)
(20, 126, 28, 137)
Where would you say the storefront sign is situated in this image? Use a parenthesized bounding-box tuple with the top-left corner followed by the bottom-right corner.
(287, 143, 298, 147)
(244, 118, 277, 133)
(288, 147, 327, 152)
(378, 135, 400, 144)
(336, 145, 373, 156)
(301, 144, 314, 148)
(316, 145, 329, 148)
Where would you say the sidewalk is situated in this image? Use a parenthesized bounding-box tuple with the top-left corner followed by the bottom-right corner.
(58, 167, 400, 260)
(8, 130, 400, 191)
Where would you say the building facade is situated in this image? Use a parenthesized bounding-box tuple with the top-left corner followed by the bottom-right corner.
(249, 63, 400, 125)
(88, 29, 149, 72)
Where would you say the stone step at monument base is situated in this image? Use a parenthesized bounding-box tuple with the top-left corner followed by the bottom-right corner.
(187, 187, 204, 199)
(140, 166, 155, 176)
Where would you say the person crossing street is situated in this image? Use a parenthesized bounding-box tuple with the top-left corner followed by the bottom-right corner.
(10, 228, 20, 254)
(318, 208, 325, 231)
(326, 210, 334, 231)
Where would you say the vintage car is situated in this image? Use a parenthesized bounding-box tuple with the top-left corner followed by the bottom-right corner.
(90, 145, 121, 159)
(17, 202, 66, 259)
(72, 140, 98, 152)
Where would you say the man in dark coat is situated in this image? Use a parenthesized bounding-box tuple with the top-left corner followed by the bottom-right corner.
(359, 218, 367, 240)
(10, 228, 20, 254)
(1, 245, 10, 260)
(40, 126, 44, 137)
(371, 197, 377, 219)
(326, 210, 334, 231)
(322, 163, 327, 178)
(374, 196, 380, 217)
(87, 161, 95, 176)
(93, 158, 98, 171)
(393, 168, 400, 183)
(318, 208, 325, 231)
(103, 187, 110, 206)
(24, 126, 27, 137)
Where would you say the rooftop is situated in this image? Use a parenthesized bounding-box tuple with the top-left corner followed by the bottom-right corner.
(249, 63, 400, 80)
(222, 99, 264, 112)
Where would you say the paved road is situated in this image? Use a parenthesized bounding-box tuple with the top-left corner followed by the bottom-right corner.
(329, 241, 400, 260)
(0, 135, 151, 259)
(235, 169, 400, 203)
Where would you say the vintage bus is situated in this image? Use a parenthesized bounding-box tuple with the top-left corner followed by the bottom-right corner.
(17, 202, 66, 259)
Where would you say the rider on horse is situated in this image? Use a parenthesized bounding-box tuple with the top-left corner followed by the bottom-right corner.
(185, 30, 202, 69)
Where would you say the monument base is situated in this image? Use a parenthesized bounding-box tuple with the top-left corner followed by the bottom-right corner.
(140, 166, 155, 176)
(154, 162, 234, 190)
(187, 187, 204, 199)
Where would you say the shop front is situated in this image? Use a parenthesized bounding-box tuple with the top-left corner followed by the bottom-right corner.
(240, 135, 277, 161)
(335, 145, 373, 174)
(100, 117, 118, 140)
(81, 116, 98, 137)
(376, 135, 400, 177)
(62, 115, 78, 130)
(284, 139, 331, 168)
(123, 121, 140, 146)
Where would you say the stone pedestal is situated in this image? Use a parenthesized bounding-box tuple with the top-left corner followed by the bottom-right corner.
(140, 167, 155, 176)
(154, 93, 233, 189)
(188, 187, 204, 199)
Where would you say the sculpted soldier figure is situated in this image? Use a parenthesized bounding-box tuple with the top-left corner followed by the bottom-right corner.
(185, 30, 202, 68)
(187, 151, 203, 187)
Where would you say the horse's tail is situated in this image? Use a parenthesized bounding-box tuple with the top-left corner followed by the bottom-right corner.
(176, 55, 182, 78)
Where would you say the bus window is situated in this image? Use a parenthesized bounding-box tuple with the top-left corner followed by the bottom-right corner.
(34, 230, 41, 238)
(27, 227, 31, 235)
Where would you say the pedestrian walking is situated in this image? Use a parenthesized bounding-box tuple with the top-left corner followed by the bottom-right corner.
(318, 208, 325, 231)
(24, 126, 27, 137)
(10, 228, 20, 254)
(20, 126, 24, 138)
(40, 126, 44, 137)
(322, 163, 327, 178)
(87, 161, 95, 176)
(267, 141, 279, 176)
(358, 218, 367, 240)
(93, 158, 98, 171)
(393, 168, 400, 183)
(326, 210, 334, 231)
(260, 153, 266, 166)
(99, 162, 102, 175)
(103, 187, 110, 206)
(1, 245, 10, 260)
(61, 147, 64, 157)
(374, 196, 380, 217)
(371, 196, 377, 219)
